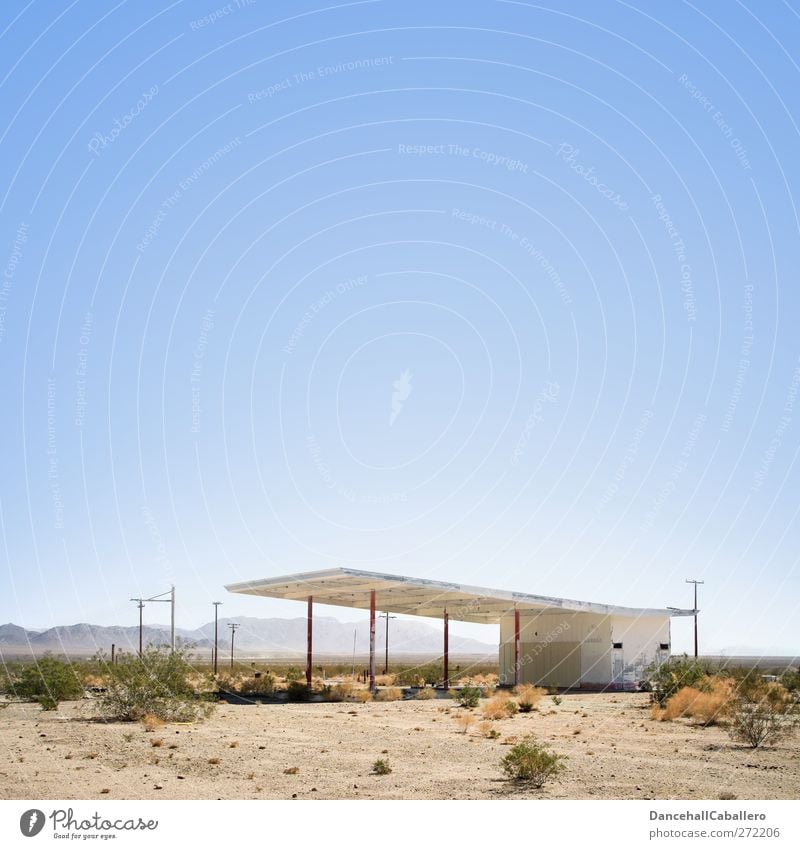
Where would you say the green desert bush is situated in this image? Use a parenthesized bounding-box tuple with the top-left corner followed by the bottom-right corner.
(728, 688, 797, 749)
(647, 656, 708, 706)
(98, 645, 213, 722)
(395, 664, 441, 687)
(13, 655, 85, 709)
(454, 685, 482, 709)
(500, 736, 566, 786)
(779, 669, 800, 694)
(372, 758, 392, 775)
(285, 680, 312, 702)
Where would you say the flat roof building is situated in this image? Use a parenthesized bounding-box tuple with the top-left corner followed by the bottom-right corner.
(226, 567, 694, 691)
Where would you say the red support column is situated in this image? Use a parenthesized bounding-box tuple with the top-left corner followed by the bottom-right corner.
(306, 596, 313, 689)
(514, 607, 521, 687)
(443, 610, 449, 688)
(369, 590, 376, 692)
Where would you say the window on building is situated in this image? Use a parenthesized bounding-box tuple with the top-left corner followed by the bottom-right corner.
(612, 642, 623, 649)
(660, 643, 669, 651)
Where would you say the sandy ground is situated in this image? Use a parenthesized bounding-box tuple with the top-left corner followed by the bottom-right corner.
(1, 693, 797, 800)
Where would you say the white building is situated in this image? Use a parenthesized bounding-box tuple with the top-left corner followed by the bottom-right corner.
(226, 567, 692, 691)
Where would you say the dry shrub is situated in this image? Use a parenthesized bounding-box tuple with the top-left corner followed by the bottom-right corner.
(477, 720, 500, 739)
(455, 713, 477, 734)
(324, 681, 353, 702)
(284, 766, 299, 774)
(650, 704, 665, 721)
(142, 714, 165, 732)
(375, 674, 396, 687)
(351, 689, 372, 703)
(482, 694, 519, 720)
(663, 679, 733, 725)
(515, 684, 546, 712)
(150, 738, 164, 748)
(415, 687, 436, 700)
(375, 687, 403, 702)
(208, 757, 220, 765)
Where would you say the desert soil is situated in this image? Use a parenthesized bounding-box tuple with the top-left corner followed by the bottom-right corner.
(1, 693, 797, 800)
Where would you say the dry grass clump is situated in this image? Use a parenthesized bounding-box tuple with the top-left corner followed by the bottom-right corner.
(283, 766, 299, 775)
(142, 714, 165, 732)
(375, 687, 403, 702)
(514, 684, 546, 712)
(351, 689, 372, 703)
(375, 674, 396, 687)
(662, 678, 733, 726)
(322, 681, 353, 702)
(415, 687, 436, 700)
(482, 694, 519, 720)
(478, 720, 501, 739)
(455, 713, 477, 734)
(150, 738, 164, 748)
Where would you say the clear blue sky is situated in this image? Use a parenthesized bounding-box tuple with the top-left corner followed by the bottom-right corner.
(1, 0, 798, 655)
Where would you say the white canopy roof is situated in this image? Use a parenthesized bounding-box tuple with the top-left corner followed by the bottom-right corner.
(225, 567, 693, 624)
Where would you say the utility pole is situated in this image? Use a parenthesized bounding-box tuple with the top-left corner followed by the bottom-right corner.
(130, 598, 145, 657)
(130, 587, 177, 655)
(382, 611, 396, 675)
(228, 622, 240, 671)
(170, 585, 175, 653)
(686, 579, 704, 658)
(212, 602, 222, 675)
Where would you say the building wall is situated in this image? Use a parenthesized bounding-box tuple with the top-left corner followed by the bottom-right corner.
(499, 610, 671, 688)
(609, 614, 671, 689)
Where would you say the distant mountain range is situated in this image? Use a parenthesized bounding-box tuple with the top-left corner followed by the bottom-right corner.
(0, 616, 495, 658)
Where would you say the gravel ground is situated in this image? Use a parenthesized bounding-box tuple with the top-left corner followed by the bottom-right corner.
(1, 693, 797, 800)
